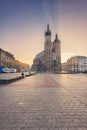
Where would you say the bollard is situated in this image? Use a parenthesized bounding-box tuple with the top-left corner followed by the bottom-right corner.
(21, 73, 24, 78)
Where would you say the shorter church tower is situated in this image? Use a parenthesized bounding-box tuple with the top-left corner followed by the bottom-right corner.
(52, 34, 61, 72)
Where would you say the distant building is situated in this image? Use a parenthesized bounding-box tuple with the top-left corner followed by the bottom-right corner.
(15, 60, 29, 72)
(32, 24, 61, 72)
(61, 62, 67, 71)
(67, 56, 87, 72)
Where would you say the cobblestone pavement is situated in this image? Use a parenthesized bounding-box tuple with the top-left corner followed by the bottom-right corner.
(0, 73, 87, 130)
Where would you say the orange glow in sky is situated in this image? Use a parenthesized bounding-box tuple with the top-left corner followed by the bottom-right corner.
(0, 0, 87, 66)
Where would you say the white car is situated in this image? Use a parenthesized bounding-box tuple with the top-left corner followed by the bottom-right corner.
(2, 68, 10, 73)
(10, 68, 17, 73)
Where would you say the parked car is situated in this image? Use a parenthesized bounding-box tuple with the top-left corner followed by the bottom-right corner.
(2, 67, 10, 73)
(10, 68, 17, 73)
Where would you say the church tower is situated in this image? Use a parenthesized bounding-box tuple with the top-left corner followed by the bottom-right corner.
(44, 24, 52, 71)
(52, 34, 61, 72)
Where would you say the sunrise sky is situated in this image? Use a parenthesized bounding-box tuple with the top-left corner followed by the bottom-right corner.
(0, 0, 87, 66)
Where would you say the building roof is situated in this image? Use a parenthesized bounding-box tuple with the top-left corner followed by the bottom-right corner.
(35, 51, 44, 59)
(0, 48, 15, 59)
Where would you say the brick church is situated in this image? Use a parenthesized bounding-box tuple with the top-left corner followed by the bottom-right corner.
(32, 24, 61, 73)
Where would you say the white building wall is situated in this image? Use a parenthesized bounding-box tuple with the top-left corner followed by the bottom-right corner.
(67, 56, 87, 72)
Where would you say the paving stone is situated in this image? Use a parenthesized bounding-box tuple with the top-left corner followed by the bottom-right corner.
(0, 73, 87, 129)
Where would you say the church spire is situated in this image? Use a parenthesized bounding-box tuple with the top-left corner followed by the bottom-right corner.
(56, 34, 58, 40)
(47, 24, 49, 31)
(45, 24, 51, 36)
(54, 34, 60, 43)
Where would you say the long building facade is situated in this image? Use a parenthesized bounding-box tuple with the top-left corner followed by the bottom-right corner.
(0, 48, 15, 68)
(67, 56, 87, 72)
(32, 24, 61, 73)
(0, 48, 29, 72)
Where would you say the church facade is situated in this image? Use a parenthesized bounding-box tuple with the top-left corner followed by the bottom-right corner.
(32, 24, 61, 73)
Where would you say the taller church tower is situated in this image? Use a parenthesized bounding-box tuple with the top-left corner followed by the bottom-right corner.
(44, 24, 52, 71)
